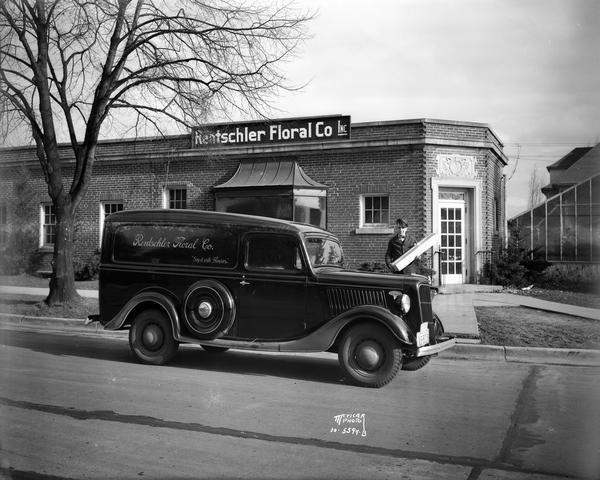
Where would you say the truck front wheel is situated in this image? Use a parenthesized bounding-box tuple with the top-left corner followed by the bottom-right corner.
(338, 323, 402, 388)
(402, 313, 444, 371)
(129, 309, 179, 365)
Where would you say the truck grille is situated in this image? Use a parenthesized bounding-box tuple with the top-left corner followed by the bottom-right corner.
(327, 288, 387, 317)
(419, 284, 433, 323)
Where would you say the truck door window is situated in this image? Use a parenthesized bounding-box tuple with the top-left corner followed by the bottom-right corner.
(246, 235, 304, 271)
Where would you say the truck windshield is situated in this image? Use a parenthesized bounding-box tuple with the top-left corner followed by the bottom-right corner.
(304, 236, 344, 268)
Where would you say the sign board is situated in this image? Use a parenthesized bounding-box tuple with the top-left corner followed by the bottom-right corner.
(113, 224, 237, 268)
(391, 232, 439, 272)
(192, 115, 351, 148)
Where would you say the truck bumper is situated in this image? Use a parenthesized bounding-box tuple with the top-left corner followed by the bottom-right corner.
(414, 337, 456, 357)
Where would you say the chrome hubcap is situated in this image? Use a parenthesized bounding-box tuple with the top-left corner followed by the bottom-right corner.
(355, 340, 383, 371)
(197, 301, 213, 319)
(142, 324, 163, 351)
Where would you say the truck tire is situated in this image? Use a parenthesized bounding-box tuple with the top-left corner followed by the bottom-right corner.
(402, 313, 444, 371)
(183, 280, 236, 339)
(129, 308, 179, 365)
(338, 323, 402, 388)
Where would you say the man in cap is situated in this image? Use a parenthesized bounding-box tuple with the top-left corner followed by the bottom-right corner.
(385, 218, 418, 274)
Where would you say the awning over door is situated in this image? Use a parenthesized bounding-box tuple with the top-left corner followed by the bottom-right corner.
(214, 159, 327, 190)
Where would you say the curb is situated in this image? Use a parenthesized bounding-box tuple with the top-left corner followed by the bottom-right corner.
(0, 313, 127, 338)
(1, 313, 599, 367)
(439, 342, 600, 367)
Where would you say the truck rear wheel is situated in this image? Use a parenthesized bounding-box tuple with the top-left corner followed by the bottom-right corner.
(338, 323, 402, 388)
(129, 309, 178, 365)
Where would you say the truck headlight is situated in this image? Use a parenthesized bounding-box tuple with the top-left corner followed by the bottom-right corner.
(399, 294, 411, 314)
(389, 291, 411, 314)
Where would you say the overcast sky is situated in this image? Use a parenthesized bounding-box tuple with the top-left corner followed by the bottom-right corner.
(269, 0, 600, 218)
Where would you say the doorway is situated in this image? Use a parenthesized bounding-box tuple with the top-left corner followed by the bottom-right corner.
(439, 192, 468, 284)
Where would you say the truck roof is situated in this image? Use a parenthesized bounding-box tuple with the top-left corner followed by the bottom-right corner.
(105, 209, 332, 236)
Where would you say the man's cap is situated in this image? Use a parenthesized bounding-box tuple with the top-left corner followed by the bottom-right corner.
(396, 218, 408, 228)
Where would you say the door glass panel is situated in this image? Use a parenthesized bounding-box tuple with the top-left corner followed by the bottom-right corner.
(440, 205, 464, 283)
(246, 235, 303, 271)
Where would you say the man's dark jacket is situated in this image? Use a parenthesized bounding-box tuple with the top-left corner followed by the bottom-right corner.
(385, 234, 417, 272)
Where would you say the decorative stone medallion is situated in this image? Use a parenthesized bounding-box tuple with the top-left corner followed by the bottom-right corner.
(435, 155, 477, 179)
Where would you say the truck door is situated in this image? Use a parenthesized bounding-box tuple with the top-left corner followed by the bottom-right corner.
(236, 233, 307, 340)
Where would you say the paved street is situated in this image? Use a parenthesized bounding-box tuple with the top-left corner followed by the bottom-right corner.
(0, 328, 598, 480)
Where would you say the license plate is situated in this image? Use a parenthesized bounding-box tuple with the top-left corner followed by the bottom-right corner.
(416, 323, 430, 347)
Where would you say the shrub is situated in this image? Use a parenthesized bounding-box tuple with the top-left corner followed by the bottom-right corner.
(491, 227, 551, 288)
(537, 264, 600, 293)
(492, 251, 529, 287)
(0, 231, 39, 274)
(358, 261, 388, 273)
(0, 166, 39, 275)
(73, 252, 100, 281)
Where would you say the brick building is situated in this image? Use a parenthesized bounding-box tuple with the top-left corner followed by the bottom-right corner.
(0, 115, 508, 285)
(541, 143, 600, 198)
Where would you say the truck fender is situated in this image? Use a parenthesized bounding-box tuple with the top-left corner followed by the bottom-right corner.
(103, 289, 184, 341)
(331, 305, 414, 347)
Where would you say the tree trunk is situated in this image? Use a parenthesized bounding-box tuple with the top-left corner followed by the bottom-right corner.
(45, 200, 80, 305)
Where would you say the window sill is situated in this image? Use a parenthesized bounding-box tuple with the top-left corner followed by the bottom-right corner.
(355, 227, 394, 235)
(37, 246, 54, 253)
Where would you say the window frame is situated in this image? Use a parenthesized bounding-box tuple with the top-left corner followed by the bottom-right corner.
(99, 202, 124, 246)
(0, 204, 8, 245)
(360, 194, 390, 228)
(163, 186, 188, 209)
(244, 233, 306, 273)
(39, 203, 57, 248)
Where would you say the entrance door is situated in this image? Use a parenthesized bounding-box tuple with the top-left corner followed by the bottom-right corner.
(439, 198, 467, 284)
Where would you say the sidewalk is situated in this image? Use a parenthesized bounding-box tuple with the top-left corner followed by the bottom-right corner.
(0, 285, 98, 298)
(434, 284, 600, 339)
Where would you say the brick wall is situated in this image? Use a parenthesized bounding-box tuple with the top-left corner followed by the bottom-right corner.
(298, 145, 424, 267)
(0, 118, 507, 276)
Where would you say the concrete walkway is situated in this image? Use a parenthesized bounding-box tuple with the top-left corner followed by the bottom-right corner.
(434, 284, 600, 339)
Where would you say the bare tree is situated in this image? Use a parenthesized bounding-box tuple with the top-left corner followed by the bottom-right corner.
(0, 0, 312, 305)
(527, 165, 546, 209)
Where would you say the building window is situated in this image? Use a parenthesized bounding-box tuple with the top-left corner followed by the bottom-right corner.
(362, 195, 390, 226)
(0, 204, 7, 244)
(494, 198, 500, 233)
(100, 202, 124, 246)
(41, 204, 57, 246)
(165, 187, 187, 209)
(103, 202, 124, 217)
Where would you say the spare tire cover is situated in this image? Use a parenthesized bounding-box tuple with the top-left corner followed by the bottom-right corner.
(183, 280, 236, 339)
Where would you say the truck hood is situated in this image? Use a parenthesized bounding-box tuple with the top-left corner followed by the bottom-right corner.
(314, 267, 429, 289)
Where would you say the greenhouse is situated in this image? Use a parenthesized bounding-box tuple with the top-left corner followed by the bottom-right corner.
(510, 173, 600, 262)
